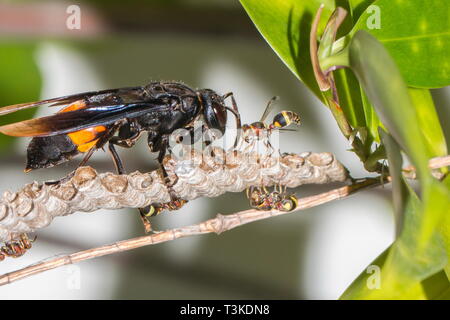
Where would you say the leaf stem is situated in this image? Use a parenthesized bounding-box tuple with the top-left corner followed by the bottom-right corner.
(320, 45, 350, 74)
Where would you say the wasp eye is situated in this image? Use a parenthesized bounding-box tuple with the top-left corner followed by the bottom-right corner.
(201, 91, 228, 133)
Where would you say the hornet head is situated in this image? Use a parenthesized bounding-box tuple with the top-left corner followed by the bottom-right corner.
(197, 89, 241, 137)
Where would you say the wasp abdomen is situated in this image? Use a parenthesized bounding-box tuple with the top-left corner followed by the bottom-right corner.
(25, 135, 79, 172)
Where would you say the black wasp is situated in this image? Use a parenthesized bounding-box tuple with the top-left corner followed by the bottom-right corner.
(0, 81, 241, 231)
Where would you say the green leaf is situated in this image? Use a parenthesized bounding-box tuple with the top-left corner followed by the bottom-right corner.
(380, 130, 408, 236)
(240, 0, 335, 101)
(421, 270, 450, 299)
(408, 88, 448, 158)
(360, 86, 382, 142)
(340, 246, 390, 299)
(342, 244, 450, 299)
(347, 0, 376, 22)
(240, 0, 385, 146)
(333, 1, 379, 138)
(0, 44, 41, 151)
(340, 245, 439, 300)
(373, 186, 447, 298)
(333, 1, 380, 142)
(334, 0, 357, 37)
(346, 31, 450, 298)
(351, 0, 450, 88)
(348, 29, 450, 245)
(420, 181, 450, 253)
(348, 31, 431, 178)
(342, 183, 448, 299)
(442, 175, 450, 281)
(333, 69, 366, 128)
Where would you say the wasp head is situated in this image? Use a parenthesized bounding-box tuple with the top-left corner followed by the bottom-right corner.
(198, 89, 228, 134)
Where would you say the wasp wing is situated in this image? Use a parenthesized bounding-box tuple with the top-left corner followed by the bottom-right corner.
(259, 96, 279, 123)
(0, 86, 144, 116)
(278, 128, 297, 132)
(0, 102, 170, 137)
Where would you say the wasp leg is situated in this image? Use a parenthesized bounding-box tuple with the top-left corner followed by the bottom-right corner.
(156, 135, 183, 204)
(108, 146, 152, 232)
(108, 120, 143, 175)
(107, 135, 139, 175)
(138, 131, 170, 232)
(105, 129, 157, 231)
(141, 132, 187, 232)
(151, 134, 179, 191)
(264, 137, 276, 156)
(108, 142, 125, 175)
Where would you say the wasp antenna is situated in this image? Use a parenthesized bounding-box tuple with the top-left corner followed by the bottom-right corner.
(278, 128, 297, 133)
(225, 106, 242, 148)
(225, 107, 240, 124)
(223, 93, 242, 148)
(222, 92, 233, 100)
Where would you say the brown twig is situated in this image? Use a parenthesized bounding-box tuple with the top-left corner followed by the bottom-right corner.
(1, 154, 448, 285)
(0, 149, 349, 242)
(0, 177, 379, 286)
(428, 155, 450, 169)
(403, 155, 450, 180)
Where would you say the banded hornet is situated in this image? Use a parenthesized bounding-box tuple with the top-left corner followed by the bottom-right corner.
(247, 185, 298, 212)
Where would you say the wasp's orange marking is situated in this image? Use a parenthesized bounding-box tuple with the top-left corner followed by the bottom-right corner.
(60, 100, 106, 153)
(273, 121, 282, 128)
(76, 139, 98, 153)
(59, 100, 87, 113)
(68, 126, 106, 153)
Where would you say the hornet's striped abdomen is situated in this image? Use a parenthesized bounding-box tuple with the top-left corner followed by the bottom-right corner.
(272, 111, 301, 128)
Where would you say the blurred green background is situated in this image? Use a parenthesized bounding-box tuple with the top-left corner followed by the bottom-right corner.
(0, 0, 448, 299)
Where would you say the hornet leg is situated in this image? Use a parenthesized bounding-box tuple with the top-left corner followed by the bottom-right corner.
(109, 138, 154, 233)
(106, 128, 157, 233)
(138, 132, 188, 233)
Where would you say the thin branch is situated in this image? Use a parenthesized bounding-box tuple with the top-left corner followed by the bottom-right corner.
(0, 149, 349, 242)
(0, 177, 379, 286)
(428, 155, 450, 169)
(1, 155, 448, 285)
(403, 155, 450, 180)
